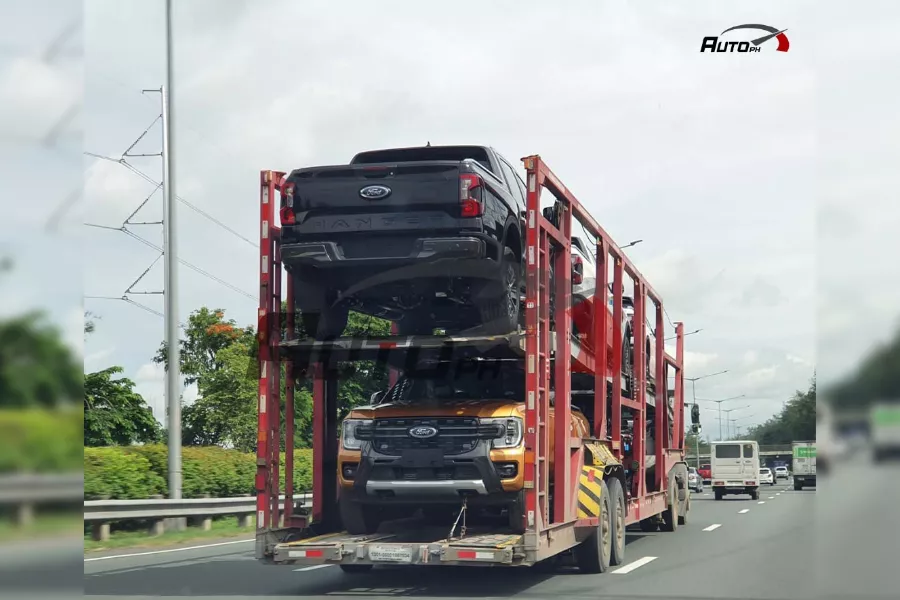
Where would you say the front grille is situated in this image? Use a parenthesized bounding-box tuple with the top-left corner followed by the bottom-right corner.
(371, 417, 480, 456)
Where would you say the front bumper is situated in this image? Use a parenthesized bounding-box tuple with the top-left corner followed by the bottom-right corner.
(343, 440, 520, 507)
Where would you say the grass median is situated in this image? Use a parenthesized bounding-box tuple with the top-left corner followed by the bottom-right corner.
(84, 516, 254, 553)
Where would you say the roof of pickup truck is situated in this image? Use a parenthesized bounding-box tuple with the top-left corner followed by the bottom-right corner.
(350, 145, 495, 170)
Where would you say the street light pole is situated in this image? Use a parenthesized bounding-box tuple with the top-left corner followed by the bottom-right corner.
(699, 395, 747, 440)
(684, 369, 729, 467)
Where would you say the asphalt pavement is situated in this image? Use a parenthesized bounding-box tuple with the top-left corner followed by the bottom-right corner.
(84, 476, 820, 600)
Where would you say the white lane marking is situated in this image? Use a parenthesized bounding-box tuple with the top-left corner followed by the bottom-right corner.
(612, 556, 658, 574)
(758, 501, 766, 504)
(294, 564, 334, 572)
(768, 496, 775, 499)
(84, 538, 253, 562)
(776, 493, 781, 496)
(702, 524, 722, 532)
(738, 509, 750, 514)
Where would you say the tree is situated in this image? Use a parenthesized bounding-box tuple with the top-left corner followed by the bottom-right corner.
(745, 375, 816, 444)
(154, 307, 254, 385)
(828, 326, 900, 410)
(85, 311, 97, 336)
(0, 311, 82, 408)
(84, 366, 161, 446)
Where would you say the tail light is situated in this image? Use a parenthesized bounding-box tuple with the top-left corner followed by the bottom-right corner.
(571, 255, 584, 285)
(280, 181, 296, 225)
(460, 174, 484, 217)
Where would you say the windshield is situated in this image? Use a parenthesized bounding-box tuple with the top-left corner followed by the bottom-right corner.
(384, 363, 525, 405)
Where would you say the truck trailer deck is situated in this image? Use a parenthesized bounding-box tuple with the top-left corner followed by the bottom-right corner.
(254, 154, 688, 573)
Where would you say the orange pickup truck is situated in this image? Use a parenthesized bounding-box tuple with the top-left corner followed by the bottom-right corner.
(337, 360, 590, 535)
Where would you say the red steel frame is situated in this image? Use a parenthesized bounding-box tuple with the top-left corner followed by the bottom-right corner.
(255, 159, 685, 544)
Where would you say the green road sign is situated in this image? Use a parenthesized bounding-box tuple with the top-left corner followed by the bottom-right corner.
(793, 445, 816, 458)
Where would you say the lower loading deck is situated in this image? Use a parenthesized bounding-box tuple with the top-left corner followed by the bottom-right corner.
(273, 528, 531, 568)
(265, 485, 673, 569)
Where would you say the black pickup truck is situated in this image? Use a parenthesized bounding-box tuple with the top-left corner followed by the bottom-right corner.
(279, 145, 529, 339)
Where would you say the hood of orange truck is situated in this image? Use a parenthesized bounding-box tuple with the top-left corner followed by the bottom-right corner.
(347, 400, 525, 420)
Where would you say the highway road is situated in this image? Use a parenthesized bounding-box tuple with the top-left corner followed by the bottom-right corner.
(84, 476, 821, 600)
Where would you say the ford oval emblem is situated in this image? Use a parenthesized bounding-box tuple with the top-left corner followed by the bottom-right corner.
(359, 185, 392, 200)
(408, 425, 438, 439)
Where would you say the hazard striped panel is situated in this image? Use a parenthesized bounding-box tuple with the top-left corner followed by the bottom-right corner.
(577, 465, 605, 518)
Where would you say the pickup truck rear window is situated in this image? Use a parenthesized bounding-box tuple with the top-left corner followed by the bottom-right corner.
(351, 146, 495, 174)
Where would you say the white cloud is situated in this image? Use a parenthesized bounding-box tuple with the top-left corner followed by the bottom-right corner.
(133, 361, 200, 425)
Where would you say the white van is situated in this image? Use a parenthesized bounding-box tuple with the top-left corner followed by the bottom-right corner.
(711, 440, 760, 500)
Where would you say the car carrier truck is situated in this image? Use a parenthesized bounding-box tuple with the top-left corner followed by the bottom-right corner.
(253, 153, 689, 574)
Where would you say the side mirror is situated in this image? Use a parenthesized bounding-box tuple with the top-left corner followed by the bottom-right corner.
(542, 206, 555, 223)
(370, 391, 385, 405)
(691, 404, 700, 425)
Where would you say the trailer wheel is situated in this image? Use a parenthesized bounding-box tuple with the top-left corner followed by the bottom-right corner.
(639, 518, 658, 532)
(339, 496, 382, 535)
(793, 480, 802, 491)
(340, 564, 374, 574)
(575, 480, 612, 574)
(678, 489, 690, 526)
(714, 488, 723, 501)
(606, 477, 626, 566)
(660, 482, 678, 532)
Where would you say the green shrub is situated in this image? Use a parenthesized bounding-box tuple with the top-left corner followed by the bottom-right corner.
(84, 447, 165, 500)
(0, 409, 82, 473)
(84, 445, 315, 499)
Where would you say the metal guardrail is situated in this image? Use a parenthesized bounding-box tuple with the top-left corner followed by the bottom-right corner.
(0, 473, 82, 528)
(83, 493, 312, 541)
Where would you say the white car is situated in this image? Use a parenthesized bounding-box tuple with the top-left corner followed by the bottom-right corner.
(688, 466, 704, 492)
(774, 466, 789, 480)
(759, 467, 775, 486)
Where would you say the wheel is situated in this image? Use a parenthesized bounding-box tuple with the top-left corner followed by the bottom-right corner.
(477, 248, 521, 334)
(507, 491, 526, 534)
(661, 482, 679, 532)
(575, 480, 612, 573)
(621, 333, 635, 396)
(607, 477, 626, 566)
(794, 481, 802, 491)
(678, 487, 690, 526)
(301, 305, 349, 340)
(639, 518, 658, 532)
(714, 488, 723, 501)
(339, 496, 383, 535)
(340, 564, 374, 574)
(750, 489, 759, 501)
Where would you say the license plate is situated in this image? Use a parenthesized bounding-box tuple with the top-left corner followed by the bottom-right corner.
(368, 545, 413, 563)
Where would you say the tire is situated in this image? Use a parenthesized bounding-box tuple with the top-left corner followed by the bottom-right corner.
(678, 486, 690, 526)
(575, 480, 612, 574)
(302, 305, 349, 340)
(507, 491, 526, 534)
(607, 477, 626, 566)
(794, 481, 802, 491)
(339, 496, 382, 535)
(622, 333, 635, 397)
(340, 564, 374, 574)
(714, 489, 723, 501)
(639, 518, 658, 532)
(661, 482, 678, 532)
(477, 248, 521, 335)
(750, 489, 760, 501)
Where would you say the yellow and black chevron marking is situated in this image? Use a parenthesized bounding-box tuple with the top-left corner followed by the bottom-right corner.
(577, 465, 605, 518)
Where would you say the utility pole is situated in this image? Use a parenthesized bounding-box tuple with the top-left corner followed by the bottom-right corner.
(163, 0, 182, 514)
(699, 395, 746, 440)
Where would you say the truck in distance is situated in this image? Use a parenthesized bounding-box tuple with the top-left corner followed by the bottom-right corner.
(710, 440, 760, 500)
(791, 441, 816, 490)
(870, 402, 900, 463)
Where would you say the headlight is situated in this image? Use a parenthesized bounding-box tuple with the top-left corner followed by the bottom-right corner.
(479, 417, 524, 449)
(341, 419, 373, 451)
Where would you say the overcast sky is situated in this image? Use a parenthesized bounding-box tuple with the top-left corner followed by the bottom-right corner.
(3, 0, 897, 434)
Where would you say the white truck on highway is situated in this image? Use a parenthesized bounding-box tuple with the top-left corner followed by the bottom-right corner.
(792, 441, 816, 490)
(711, 440, 760, 501)
(871, 402, 900, 463)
